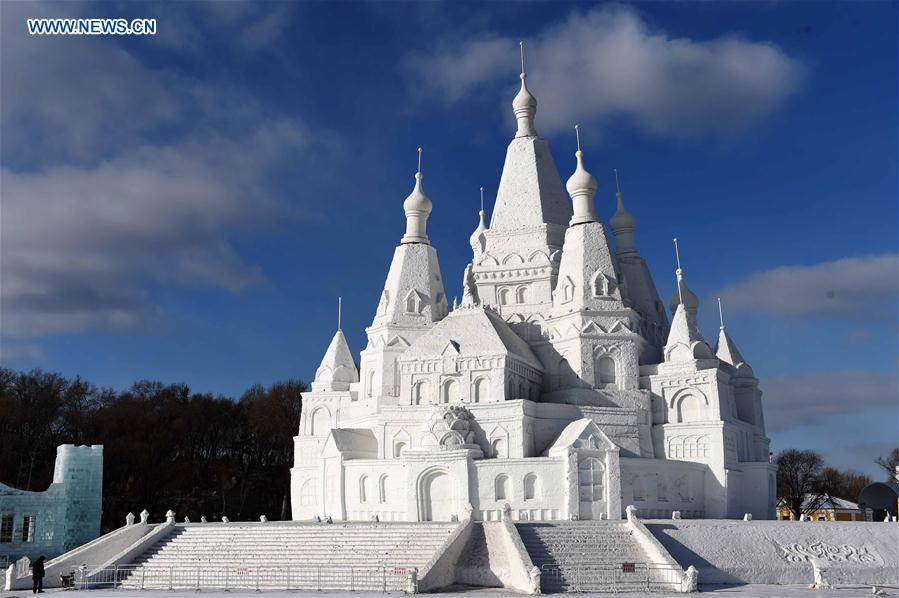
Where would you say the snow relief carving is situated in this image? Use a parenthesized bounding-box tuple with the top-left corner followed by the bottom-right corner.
(777, 541, 882, 564)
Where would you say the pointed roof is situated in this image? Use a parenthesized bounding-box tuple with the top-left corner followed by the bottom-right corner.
(488, 45, 571, 232)
(313, 329, 359, 391)
(715, 327, 754, 377)
(490, 137, 572, 231)
(664, 304, 713, 362)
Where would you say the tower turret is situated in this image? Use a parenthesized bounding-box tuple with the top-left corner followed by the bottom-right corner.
(312, 298, 359, 392)
(469, 187, 488, 254)
(513, 42, 537, 138)
(664, 239, 712, 362)
(401, 148, 432, 245)
(609, 169, 637, 255)
(566, 125, 599, 225)
(715, 297, 754, 377)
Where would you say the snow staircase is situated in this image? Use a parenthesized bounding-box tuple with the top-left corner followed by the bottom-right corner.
(118, 521, 458, 591)
(517, 521, 679, 593)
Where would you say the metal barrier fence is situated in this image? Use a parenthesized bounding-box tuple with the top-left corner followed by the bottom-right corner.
(540, 562, 683, 593)
(76, 564, 416, 593)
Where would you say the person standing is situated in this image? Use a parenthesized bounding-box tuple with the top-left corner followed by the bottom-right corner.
(32, 556, 45, 594)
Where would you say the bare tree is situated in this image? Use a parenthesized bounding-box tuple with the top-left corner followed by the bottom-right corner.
(775, 449, 833, 519)
(821, 467, 872, 501)
(875, 448, 899, 483)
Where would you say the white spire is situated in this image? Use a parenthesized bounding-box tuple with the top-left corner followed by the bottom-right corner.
(610, 168, 637, 255)
(512, 41, 537, 138)
(312, 301, 359, 392)
(565, 125, 598, 225)
(469, 186, 488, 252)
(401, 147, 433, 245)
(714, 297, 754, 376)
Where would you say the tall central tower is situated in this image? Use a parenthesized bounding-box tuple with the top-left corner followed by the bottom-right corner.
(471, 44, 572, 320)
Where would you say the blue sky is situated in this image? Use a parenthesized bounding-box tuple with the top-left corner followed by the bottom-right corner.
(1, 1, 896, 479)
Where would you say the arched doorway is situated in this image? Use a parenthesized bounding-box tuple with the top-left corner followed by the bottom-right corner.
(419, 469, 454, 521)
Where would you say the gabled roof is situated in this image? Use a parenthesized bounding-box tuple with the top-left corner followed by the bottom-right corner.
(399, 307, 543, 371)
(543, 418, 617, 456)
(778, 493, 860, 511)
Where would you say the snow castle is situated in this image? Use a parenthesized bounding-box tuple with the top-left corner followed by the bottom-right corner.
(290, 55, 776, 525)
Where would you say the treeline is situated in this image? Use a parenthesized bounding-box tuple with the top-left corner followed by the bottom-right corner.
(0, 368, 304, 532)
(774, 448, 896, 519)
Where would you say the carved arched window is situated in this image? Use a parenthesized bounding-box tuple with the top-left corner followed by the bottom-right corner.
(593, 272, 612, 297)
(472, 377, 487, 403)
(379, 475, 389, 503)
(442, 379, 457, 403)
(393, 442, 407, 458)
(495, 474, 510, 500)
(359, 475, 369, 503)
(300, 479, 318, 506)
(516, 286, 528, 304)
(524, 473, 539, 500)
(491, 437, 507, 459)
(676, 394, 702, 423)
(413, 381, 427, 405)
(596, 356, 616, 386)
(404, 290, 423, 314)
(498, 288, 511, 305)
(367, 370, 376, 397)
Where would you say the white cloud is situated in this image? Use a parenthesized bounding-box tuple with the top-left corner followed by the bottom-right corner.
(0, 1, 326, 338)
(406, 5, 801, 137)
(0, 120, 310, 337)
(714, 254, 899, 317)
(763, 370, 898, 432)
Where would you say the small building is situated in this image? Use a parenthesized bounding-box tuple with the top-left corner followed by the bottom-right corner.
(776, 494, 863, 521)
(0, 445, 103, 563)
(857, 481, 899, 522)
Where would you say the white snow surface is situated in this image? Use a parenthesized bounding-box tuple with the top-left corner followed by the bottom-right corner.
(644, 519, 899, 585)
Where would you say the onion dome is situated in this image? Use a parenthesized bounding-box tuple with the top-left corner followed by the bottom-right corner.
(609, 169, 638, 255)
(566, 125, 598, 225)
(401, 148, 432, 244)
(469, 188, 488, 252)
(610, 195, 636, 231)
(668, 268, 699, 315)
(513, 42, 537, 138)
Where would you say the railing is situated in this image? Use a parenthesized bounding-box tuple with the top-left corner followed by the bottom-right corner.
(76, 564, 417, 593)
(539, 562, 683, 593)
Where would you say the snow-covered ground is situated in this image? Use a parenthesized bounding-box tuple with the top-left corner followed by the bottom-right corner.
(5, 585, 897, 597)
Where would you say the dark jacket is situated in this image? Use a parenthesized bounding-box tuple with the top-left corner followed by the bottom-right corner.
(33, 557, 45, 579)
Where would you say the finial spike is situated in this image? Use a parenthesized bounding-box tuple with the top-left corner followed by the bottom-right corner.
(417, 147, 422, 175)
(479, 187, 484, 212)
(673, 238, 684, 305)
(337, 296, 342, 331)
(519, 41, 525, 75)
(717, 297, 725, 329)
(614, 168, 622, 194)
(575, 124, 581, 152)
